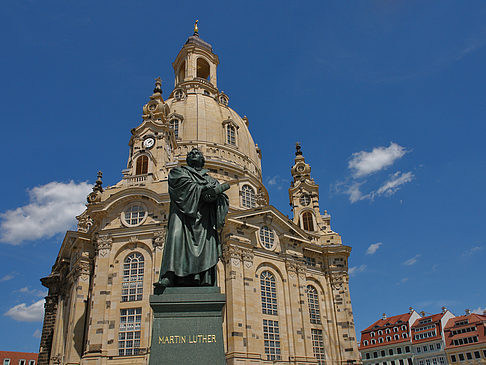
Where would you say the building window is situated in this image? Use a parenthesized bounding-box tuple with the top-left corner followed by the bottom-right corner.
(450, 355, 456, 363)
(19, 361, 25, 365)
(364, 341, 369, 346)
(304, 256, 316, 267)
(122, 203, 147, 227)
(399, 360, 404, 365)
(407, 359, 413, 365)
(174, 89, 184, 101)
(423, 345, 428, 352)
(394, 334, 399, 340)
(302, 211, 314, 231)
(260, 271, 277, 315)
(241, 185, 256, 208)
(3, 360, 9, 365)
(419, 361, 424, 365)
(169, 119, 179, 139)
(436, 343, 441, 350)
(474, 351, 481, 359)
(386, 329, 391, 334)
(381, 351, 386, 357)
(259, 226, 275, 250)
(393, 327, 398, 332)
(371, 339, 376, 344)
(306, 285, 321, 324)
(119, 308, 142, 356)
(378, 337, 383, 343)
(397, 348, 402, 354)
(366, 353, 370, 359)
(466, 353, 472, 360)
(29, 362, 35, 365)
(135, 155, 148, 175)
(371, 332, 375, 337)
(373, 352, 378, 358)
(378, 330, 383, 335)
(226, 124, 236, 145)
(417, 347, 422, 353)
(402, 333, 408, 338)
(263, 319, 281, 361)
(386, 336, 391, 342)
(426, 360, 431, 365)
(439, 358, 445, 365)
(122, 253, 144, 302)
(405, 346, 410, 353)
(389, 349, 394, 356)
(311, 329, 325, 365)
(458, 354, 464, 362)
(196, 58, 210, 80)
(300, 194, 311, 206)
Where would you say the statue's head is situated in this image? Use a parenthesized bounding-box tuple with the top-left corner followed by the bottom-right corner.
(186, 148, 205, 169)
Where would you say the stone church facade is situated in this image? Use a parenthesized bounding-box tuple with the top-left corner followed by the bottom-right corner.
(38, 30, 360, 365)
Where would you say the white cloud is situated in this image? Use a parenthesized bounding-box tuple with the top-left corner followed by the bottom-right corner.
(400, 278, 409, 284)
(266, 175, 286, 191)
(366, 242, 383, 255)
(463, 246, 484, 256)
(349, 264, 367, 276)
(376, 171, 414, 197)
(472, 307, 485, 314)
(403, 254, 421, 266)
(0, 181, 91, 245)
(348, 142, 407, 178)
(0, 273, 14, 282)
(33, 329, 42, 338)
(4, 299, 44, 322)
(18, 287, 47, 297)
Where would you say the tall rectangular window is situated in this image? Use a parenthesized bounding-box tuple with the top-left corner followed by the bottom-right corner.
(311, 328, 325, 365)
(263, 319, 281, 361)
(119, 308, 142, 356)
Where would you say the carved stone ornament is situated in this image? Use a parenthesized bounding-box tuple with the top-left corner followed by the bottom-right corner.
(285, 260, 298, 278)
(255, 189, 267, 207)
(297, 263, 307, 279)
(72, 261, 91, 281)
(222, 245, 242, 266)
(241, 248, 254, 268)
(76, 212, 94, 233)
(153, 228, 166, 249)
(51, 354, 62, 365)
(95, 234, 113, 257)
(44, 295, 58, 312)
(331, 272, 348, 290)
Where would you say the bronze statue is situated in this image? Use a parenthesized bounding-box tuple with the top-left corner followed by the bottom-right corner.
(155, 148, 230, 288)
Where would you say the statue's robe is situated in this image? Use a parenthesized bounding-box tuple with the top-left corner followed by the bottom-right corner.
(160, 165, 229, 280)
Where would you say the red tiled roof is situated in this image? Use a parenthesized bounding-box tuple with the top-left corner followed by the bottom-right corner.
(363, 312, 412, 332)
(411, 313, 444, 328)
(444, 313, 486, 329)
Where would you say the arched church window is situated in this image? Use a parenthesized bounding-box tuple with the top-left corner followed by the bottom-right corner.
(170, 119, 180, 139)
(306, 285, 321, 324)
(259, 226, 275, 250)
(122, 253, 144, 302)
(260, 271, 277, 315)
(302, 211, 314, 231)
(226, 124, 236, 146)
(241, 185, 256, 208)
(196, 58, 210, 80)
(136, 155, 148, 175)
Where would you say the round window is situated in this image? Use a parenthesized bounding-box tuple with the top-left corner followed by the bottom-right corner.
(122, 203, 148, 227)
(259, 226, 275, 250)
(300, 194, 311, 206)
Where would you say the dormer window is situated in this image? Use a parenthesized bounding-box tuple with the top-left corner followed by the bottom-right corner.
(219, 94, 229, 106)
(136, 155, 148, 175)
(170, 119, 180, 139)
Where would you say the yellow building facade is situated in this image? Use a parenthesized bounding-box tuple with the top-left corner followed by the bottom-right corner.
(38, 30, 360, 365)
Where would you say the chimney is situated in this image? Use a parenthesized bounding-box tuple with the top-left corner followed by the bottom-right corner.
(465, 309, 471, 315)
(442, 306, 447, 314)
(420, 311, 425, 316)
(382, 313, 387, 320)
(409, 307, 414, 314)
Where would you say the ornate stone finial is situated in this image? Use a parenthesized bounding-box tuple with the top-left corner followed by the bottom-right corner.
(465, 308, 471, 315)
(153, 77, 162, 94)
(409, 306, 414, 313)
(382, 313, 387, 320)
(295, 142, 302, 156)
(442, 306, 447, 313)
(93, 171, 103, 193)
(194, 19, 199, 36)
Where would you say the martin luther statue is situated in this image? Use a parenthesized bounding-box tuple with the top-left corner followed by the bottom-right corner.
(156, 148, 230, 288)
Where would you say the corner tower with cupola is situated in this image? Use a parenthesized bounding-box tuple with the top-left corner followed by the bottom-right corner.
(38, 25, 359, 365)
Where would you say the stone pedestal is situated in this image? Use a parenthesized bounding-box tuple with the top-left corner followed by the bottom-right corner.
(149, 287, 226, 365)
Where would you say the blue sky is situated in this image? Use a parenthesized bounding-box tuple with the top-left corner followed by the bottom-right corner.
(1, 0, 485, 352)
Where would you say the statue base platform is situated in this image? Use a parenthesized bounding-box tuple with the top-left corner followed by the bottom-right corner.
(149, 286, 226, 365)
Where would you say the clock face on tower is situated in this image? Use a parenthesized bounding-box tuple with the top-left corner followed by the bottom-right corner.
(143, 137, 155, 149)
